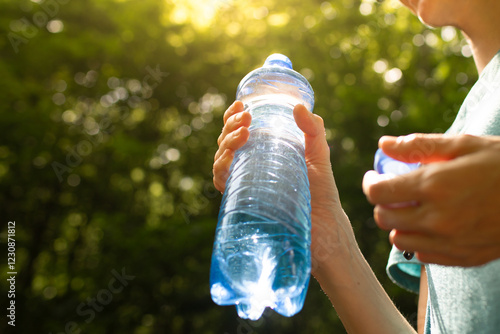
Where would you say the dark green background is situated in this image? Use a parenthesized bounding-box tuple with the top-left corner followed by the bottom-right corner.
(0, 0, 476, 333)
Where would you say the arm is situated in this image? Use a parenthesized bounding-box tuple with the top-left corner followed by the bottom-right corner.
(417, 267, 428, 334)
(313, 229, 416, 334)
(362, 134, 500, 267)
(214, 102, 415, 333)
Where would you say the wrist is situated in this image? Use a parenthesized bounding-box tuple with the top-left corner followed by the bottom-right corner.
(310, 208, 363, 287)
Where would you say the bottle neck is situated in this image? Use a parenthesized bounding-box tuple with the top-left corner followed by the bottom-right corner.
(245, 101, 306, 147)
(236, 68, 314, 113)
(241, 93, 312, 114)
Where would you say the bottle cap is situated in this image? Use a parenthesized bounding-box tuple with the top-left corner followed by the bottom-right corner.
(374, 148, 419, 175)
(263, 54, 293, 69)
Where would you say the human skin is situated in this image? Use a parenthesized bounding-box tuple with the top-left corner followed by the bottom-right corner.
(212, 0, 500, 331)
(363, 134, 500, 266)
(398, 0, 500, 73)
(214, 101, 417, 333)
(362, 0, 500, 267)
(213, 106, 500, 334)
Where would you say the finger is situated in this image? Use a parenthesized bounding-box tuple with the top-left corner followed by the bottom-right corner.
(213, 149, 234, 193)
(214, 126, 250, 162)
(390, 230, 482, 267)
(293, 104, 331, 162)
(417, 245, 500, 267)
(389, 231, 468, 266)
(362, 171, 399, 198)
(374, 204, 422, 231)
(398, 0, 417, 14)
(223, 101, 244, 124)
(379, 133, 490, 164)
(415, 252, 466, 266)
(293, 104, 321, 136)
(217, 110, 251, 146)
(414, 250, 494, 267)
(362, 169, 423, 205)
(390, 230, 448, 255)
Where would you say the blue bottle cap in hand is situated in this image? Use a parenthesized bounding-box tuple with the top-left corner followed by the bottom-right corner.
(374, 148, 419, 175)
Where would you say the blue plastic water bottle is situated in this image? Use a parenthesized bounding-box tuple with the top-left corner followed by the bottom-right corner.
(374, 148, 419, 260)
(374, 148, 419, 176)
(210, 54, 314, 320)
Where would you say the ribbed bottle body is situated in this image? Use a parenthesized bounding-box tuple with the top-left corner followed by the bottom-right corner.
(210, 102, 311, 320)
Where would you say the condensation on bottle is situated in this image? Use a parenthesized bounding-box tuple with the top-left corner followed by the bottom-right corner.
(210, 54, 315, 320)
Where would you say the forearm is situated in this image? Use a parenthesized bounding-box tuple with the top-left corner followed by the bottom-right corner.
(313, 216, 416, 334)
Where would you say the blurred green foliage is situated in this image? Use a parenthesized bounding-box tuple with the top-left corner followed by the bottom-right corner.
(0, 0, 477, 333)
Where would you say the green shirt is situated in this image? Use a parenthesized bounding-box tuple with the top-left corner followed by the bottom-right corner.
(386, 50, 500, 333)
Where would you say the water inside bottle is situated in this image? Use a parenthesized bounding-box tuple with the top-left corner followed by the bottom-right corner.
(210, 217, 310, 320)
(210, 117, 311, 319)
(210, 61, 314, 319)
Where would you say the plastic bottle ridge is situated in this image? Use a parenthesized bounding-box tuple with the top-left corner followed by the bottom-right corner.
(210, 54, 315, 320)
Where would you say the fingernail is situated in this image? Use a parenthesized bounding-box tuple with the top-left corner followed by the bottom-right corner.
(364, 170, 394, 185)
(223, 149, 234, 161)
(398, 134, 417, 144)
(380, 136, 397, 147)
(235, 101, 244, 110)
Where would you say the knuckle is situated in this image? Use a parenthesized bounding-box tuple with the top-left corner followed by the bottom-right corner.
(223, 112, 230, 124)
(213, 150, 233, 173)
(212, 159, 220, 172)
(455, 134, 473, 148)
(418, 168, 448, 200)
(401, 133, 421, 146)
(213, 176, 224, 193)
(408, 133, 425, 145)
(213, 154, 224, 171)
(316, 114, 325, 127)
(218, 136, 231, 152)
(226, 113, 236, 125)
(217, 133, 224, 146)
(411, 135, 436, 160)
(420, 210, 448, 236)
(223, 106, 235, 124)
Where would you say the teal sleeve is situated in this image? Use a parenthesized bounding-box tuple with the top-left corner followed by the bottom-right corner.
(386, 245, 423, 294)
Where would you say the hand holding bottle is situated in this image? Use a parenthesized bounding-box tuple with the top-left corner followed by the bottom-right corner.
(363, 134, 500, 267)
(213, 101, 358, 276)
(210, 54, 320, 320)
(213, 102, 417, 333)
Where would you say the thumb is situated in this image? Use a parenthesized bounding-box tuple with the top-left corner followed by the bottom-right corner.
(293, 104, 322, 136)
(293, 104, 330, 163)
(379, 133, 492, 164)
